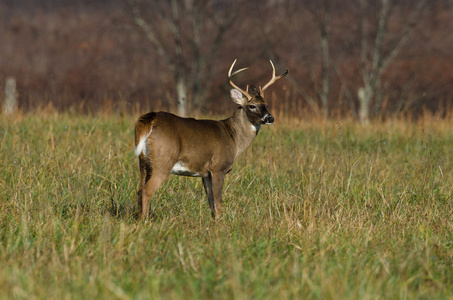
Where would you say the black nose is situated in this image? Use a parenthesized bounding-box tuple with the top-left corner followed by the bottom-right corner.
(264, 114, 274, 124)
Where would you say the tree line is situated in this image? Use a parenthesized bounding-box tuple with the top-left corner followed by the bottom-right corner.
(1, 0, 452, 120)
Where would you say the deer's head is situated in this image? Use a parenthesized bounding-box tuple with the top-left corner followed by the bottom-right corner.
(228, 59, 288, 126)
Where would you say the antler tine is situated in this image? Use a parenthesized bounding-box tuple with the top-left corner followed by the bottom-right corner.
(228, 59, 252, 100)
(260, 60, 289, 94)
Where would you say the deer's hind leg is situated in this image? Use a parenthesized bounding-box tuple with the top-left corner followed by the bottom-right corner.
(139, 156, 173, 220)
(137, 155, 150, 215)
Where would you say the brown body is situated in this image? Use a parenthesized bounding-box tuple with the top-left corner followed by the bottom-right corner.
(135, 60, 288, 219)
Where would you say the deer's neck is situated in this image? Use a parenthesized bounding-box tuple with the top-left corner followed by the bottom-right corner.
(225, 108, 260, 159)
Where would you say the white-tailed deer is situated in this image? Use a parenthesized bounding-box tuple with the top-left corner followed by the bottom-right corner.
(134, 59, 288, 219)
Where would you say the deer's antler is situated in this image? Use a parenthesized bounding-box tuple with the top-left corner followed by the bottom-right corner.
(260, 60, 289, 95)
(228, 59, 252, 101)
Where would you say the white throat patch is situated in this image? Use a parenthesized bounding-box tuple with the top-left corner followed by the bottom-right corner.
(251, 124, 261, 132)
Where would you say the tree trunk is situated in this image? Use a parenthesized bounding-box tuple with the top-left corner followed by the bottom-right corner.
(358, 85, 372, 124)
(320, 21, 330, 119)
(4, 77, 17, 116)
(176, 76, 188, 117)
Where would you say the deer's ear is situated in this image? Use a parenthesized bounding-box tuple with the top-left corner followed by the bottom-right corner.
(230, 89, 245, 106)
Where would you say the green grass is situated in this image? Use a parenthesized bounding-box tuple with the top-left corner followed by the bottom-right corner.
(1, 113, 452, 299)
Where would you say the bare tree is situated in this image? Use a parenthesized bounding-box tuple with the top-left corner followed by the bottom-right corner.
(280, 0, 332, 118)
(357, 0, 425, 123)
(126, 0, 238, 116)
(309, 0, 332, 119)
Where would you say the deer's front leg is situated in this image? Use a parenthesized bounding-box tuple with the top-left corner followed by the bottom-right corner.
(211, 171, 225, 219)
(202, 172, 215, 218)
(202, 171, 225, 219)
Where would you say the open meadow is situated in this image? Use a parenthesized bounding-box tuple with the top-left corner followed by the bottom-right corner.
(0, 113, 452, 299)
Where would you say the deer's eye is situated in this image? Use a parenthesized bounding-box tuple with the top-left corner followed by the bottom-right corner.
(249, 105, 256, 109)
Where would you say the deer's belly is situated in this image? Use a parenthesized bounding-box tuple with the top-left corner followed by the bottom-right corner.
(171, 161, 202, 177)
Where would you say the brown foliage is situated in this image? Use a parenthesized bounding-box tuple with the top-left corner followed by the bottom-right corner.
(0, 0, 452, 118)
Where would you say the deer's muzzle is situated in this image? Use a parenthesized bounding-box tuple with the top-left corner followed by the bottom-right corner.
(263, 114, 274, 124)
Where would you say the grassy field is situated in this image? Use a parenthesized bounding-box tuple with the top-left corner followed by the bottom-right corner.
(0, 113, 452, 299)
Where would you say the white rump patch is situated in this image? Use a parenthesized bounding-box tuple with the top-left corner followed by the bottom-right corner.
(134, 129, 152, 156)
(171, 161, 201, 177)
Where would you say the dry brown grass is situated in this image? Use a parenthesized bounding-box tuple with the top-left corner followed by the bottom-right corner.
(0, 112, 452, 299)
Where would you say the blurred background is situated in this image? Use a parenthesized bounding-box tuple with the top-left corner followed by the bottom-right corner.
(1, 0, 452, 120)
